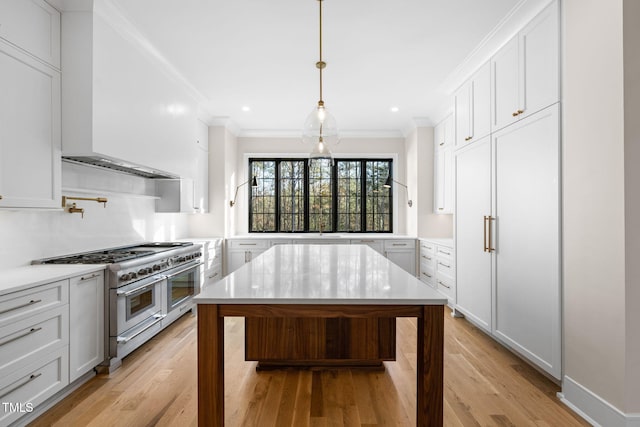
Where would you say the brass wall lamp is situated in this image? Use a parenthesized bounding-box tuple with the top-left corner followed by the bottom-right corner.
(61, 196, 108, 218)
(383, 175, 413, 207)
(229, 176, 258, 207)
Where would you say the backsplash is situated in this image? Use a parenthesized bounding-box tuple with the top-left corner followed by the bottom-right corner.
(0, 162, 189, 269)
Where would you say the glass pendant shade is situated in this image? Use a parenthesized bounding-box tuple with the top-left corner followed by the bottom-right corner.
(303, 103, 339, 146)
(309, 137, 333, 160)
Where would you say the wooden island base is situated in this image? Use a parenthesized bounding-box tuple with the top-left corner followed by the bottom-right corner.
(245, 317, 396, 368)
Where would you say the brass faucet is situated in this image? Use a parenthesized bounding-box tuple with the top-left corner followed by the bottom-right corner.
(61, 196, 108, 218)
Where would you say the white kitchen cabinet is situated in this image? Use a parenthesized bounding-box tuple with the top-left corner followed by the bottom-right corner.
(455, 135, 493, 333)
(69, 270, 104, 382)
(384, 240, 416, 276)
(454, 62, 491, 150)
(454, 105, 560, 379)
(418, 240, 435, 287)
(0, 24, 61, 209)
(492, 104, 560, 379)
(0, 0, 60, 68)
(491, 1, 559, 132)
(196, 238, 223, 288)
(434, 146, 453, 214)
(194, 120, 209, 213)
(226, 239, 269, 274)
(420, 239, 456, 307)
(350, 239, 384, 254)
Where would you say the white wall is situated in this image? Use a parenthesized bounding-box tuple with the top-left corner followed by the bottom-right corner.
(0, 162, 189, 269)
(230, 136, 407, 236)
(562, 0, 640, 420)
(623, 0, 640, 412)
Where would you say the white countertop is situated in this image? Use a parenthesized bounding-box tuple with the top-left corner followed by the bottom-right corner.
(195, 244, 446, 305)
(227, 234, 416, 240)
(0, 264, 107, 296)
(420, 237, 454, 247)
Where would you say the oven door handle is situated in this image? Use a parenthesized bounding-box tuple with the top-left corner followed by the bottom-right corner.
(116, 314, 165, 344)
(116, 276, 165, 296)
(164, 262, 203, 279)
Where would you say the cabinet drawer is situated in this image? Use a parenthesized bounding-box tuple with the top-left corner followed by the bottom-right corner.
(0, 280, 68, 327)
(203, 268, 222, 286)
(0, 346, 69, 426)
(419, 249, 435, 266)
(436, 275, 455, 300)
(436, 245, 453, 259)
(0, 306, 68, 378)
(228, 240, 269, 250)
(384, 239, 415, 250)
(0, 0, 60, 68)
(436, 258, 455, 279)
(419, 240, 435, 254)
(419, 266, 435, 288)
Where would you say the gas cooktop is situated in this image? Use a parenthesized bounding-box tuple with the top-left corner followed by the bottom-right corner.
(36, 242, 193, 265)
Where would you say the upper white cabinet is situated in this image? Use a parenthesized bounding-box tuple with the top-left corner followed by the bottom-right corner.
(434, 114, 454, 214)
(491, 2, 559, 132)
(0, 0, 60, 68)
(194, 120, 209, 213)
(61, 6, 200, 179)
(454, 62, 491, 150)
(0, 3, 61, 209)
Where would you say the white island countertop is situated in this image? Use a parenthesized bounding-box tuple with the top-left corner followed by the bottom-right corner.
(195, 244, 446, 305)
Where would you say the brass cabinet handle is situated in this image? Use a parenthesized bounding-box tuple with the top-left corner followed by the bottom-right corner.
(484, 215, 495, 253)
(464, 136, 472, 141)
(483, 216, 489, 252)
(512, 109, 525, 117)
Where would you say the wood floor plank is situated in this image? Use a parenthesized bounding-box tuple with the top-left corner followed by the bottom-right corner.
(28, 309, 590, 427)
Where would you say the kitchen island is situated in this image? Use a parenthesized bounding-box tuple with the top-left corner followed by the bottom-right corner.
(194, 244, 447, 426)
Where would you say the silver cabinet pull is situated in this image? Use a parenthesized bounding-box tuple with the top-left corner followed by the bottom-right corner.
(0, 327, 42, 347)
(239, 243, 257, 246)
(421, 272, 432, 278)
(438, 250, 451, 255)
(438, 281, 451, 289)
(421, 255, 431, 260)
(359, 240, 375, 243)
(392, 243, 407, 247)
(0, 299, 42, 315)
(438, 261, 451, 268)
(80, 273, 101, 281)
(0, 372, 41, 399)
(207, 272, 219, 279)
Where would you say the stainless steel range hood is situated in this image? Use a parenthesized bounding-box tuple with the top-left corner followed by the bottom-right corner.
(63, 156, 178, 179)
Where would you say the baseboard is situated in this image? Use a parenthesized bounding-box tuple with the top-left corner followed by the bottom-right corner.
(559, 376, 640, 427)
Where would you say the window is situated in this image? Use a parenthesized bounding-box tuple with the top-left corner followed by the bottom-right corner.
(249, 158, 393, 233)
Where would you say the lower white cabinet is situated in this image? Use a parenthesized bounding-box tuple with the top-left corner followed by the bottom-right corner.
(419, 239, 455, 307)
(454, 104, 561, 379)
(350, 239, 384, 254)
(69, 271, 104, 382)
(0, 267, 105, 425)
(383, 239, 416, 275)
(226, 239, 269, 274)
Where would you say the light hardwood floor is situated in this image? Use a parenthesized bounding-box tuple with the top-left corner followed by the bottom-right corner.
(30, 308, 589, 426)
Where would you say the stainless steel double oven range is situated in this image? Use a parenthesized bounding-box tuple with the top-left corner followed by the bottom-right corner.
(35, 242, 202, 372)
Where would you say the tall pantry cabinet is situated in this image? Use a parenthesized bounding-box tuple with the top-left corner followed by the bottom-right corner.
(454, 1, 561, 379)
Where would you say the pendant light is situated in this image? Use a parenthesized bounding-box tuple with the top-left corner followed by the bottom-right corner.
(303, 0, 338, 160)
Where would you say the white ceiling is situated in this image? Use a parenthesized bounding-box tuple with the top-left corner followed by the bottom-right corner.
(108, 0, 524, 136)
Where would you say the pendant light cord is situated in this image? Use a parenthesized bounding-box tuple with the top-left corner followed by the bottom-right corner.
(318, 0, 324, 104)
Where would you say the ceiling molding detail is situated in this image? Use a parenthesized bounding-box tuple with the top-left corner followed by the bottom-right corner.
(95, 0, 211, 106)
(210, 117, 241, 136)
(438, 0, 554, 95)
(237, 129, 404, 139)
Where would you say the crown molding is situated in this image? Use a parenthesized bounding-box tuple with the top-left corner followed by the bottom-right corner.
(438, 0, 553, 95)
(237, 128, 404, 140)
(210, 117, 241, 136)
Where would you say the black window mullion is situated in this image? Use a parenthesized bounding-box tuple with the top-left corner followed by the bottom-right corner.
(360, 160, 367, 232)
(304, 159, 310, 232)
(332, 160, 338, 232)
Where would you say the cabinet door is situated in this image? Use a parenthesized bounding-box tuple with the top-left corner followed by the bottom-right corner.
(194, 120, 209, 213)
(385, 250, 416, 276)
(69, 271, 104, 382)
(493, 105, 560, 379)
(0, 44, 61, 208)
(227, 251, 248, 274)
(520, 2, 559, 120)
(470, 62, 491, 141)
(492, 36, 520, 131)
(435, 146, 453, 214)
(454, 82, 471, 149)
(454, 136, 492, 332)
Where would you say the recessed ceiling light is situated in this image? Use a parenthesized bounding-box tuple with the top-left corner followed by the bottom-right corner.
(390, 106, 399, 113)
(242, 106, 251, 112)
